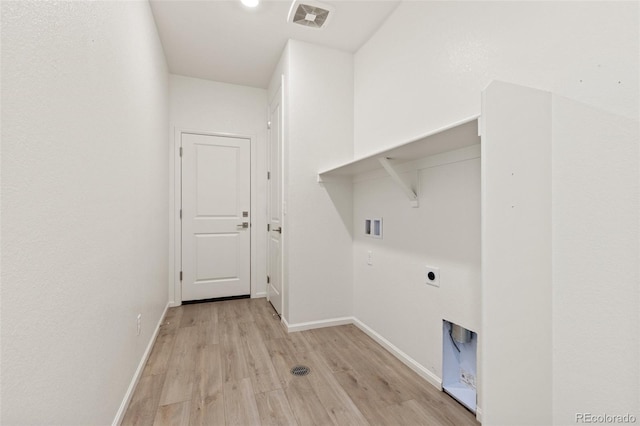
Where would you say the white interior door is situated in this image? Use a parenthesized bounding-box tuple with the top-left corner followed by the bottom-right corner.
(267, 90, 283, 315)
(181, 133, 251, 301)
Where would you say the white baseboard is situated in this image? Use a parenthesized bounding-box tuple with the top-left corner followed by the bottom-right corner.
(352, 318, 442, 390)
(281, 315, 290, 331)
(284, 316, 354, 333)
(476, 406, 483, 423)
(252, 292, 267, 298)
(112, 302, 170, 426)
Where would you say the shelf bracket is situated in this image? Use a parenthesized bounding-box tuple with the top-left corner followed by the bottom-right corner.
(378, 157, 419, 208)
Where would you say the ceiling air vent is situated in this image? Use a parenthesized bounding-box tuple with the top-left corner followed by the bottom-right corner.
(287, 0, 335, 29)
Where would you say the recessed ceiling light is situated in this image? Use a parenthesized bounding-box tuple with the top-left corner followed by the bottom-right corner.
(241, 0, 259, 8)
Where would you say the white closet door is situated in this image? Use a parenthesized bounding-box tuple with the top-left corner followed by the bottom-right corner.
(267, 89, 283, 315)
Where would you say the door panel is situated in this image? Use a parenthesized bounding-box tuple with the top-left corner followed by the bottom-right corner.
(195, 234, 239, 280)
(267, 90, 283, 315)
(182, 133, 250, 301)
(196, 145, 238, 217)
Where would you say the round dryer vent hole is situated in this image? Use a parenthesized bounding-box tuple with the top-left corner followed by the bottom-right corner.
(290, 365, 311, 377)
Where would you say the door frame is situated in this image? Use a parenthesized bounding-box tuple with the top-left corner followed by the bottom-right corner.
(170, 128, 257, 305)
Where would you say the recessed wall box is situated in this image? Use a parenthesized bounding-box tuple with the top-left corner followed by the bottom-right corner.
(365, 218, 383, 238)
(443, 320, 477, 413)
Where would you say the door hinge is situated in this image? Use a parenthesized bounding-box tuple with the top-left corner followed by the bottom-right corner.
(267, 224, 270, 232)
(179, 147, 183, 157)
(179, 209, 182, 219)
(267, 121, 271, 130)
(267, 275, 270, 284)
(180, 271, 183, 281)
(267, 171, 271, 180)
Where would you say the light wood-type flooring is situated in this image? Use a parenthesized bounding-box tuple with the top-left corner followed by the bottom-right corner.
(122, 298, 479, 426)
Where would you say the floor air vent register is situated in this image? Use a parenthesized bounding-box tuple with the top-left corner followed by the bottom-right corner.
(290, 365, 311, 377)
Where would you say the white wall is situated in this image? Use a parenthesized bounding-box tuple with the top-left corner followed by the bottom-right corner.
(481, 81, 640, 425)
(481, 82, 553, 425)
(551, 95, 639, 424)
(168, 74, 268, 302)
(1, 1, 169, 424)
(355, 1, 638, 157)
(284, 40, 354, 325)
(353, 149, 481, 383)
(354, 2, 639, 424)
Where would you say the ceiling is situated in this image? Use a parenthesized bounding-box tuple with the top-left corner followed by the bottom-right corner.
(149, 0, 401, 88)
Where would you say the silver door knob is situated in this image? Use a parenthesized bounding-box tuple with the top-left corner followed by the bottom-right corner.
(237, 222, 249, 229)
(273, 227, 282, 234)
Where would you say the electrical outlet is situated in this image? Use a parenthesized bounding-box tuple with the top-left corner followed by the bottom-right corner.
(425, 266, 440, 287)
(367, 250, 373, 266)
(137, 314, 142, 336)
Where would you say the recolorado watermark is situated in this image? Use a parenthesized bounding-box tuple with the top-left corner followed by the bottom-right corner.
(576, 413, 637, 424)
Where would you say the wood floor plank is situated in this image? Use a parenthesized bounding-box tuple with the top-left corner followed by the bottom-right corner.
(379, 398, 477, 426)
(304, 328, 355, 374)
(284, 375, 334, 426)
(238, 316, 264, 342)
(223, 378, 261, 426)
(189, 343, 225, 426)
(220, 320, 250, 383)
(234, 298, 257, 323)
(336, 324, 395, 368)
(249, 300, 287, 341)
(401, 398, 478, 426)
(336, 325, 424, 402)
(197, 302, 220, 345)
(189, 393, 224, 426)
(194, 343, 223, 397)
(219, 299, 255, 324)
(160, 307, 183, 335)
(153, 400, 191, 426)
(142, 331, 176, 377)
(255, 389, 298, 426)
(198, 299, 219, 322)
(247, 298, 276, 319)
(344, 347, 413, 402)
(286, 331, 313, 354)
(121, 374, 165, 426)
(217, 301, 235, 324)
(334, 369, 399, 425)
(239, 322, 282, 394)
(300, 327, 333, 350)
(262, 337, 301, 389)
(298, 351, 369, 426)
(378, 400, 429, 426)
(159, 326, 198, 406)
(179, 304, 206, 328)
